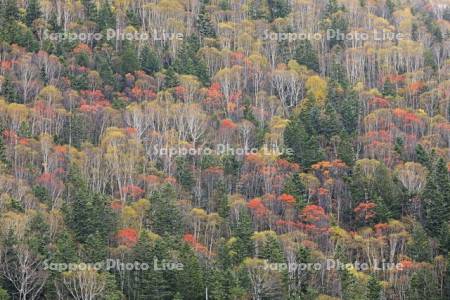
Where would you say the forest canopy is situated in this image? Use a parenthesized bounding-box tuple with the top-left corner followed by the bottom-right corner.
(0, 0, 449, 299)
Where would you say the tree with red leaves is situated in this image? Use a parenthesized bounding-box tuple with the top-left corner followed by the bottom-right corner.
(117, 228, 138, 247)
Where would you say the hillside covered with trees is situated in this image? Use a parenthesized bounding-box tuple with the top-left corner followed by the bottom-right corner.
(0, 0, 449, 299)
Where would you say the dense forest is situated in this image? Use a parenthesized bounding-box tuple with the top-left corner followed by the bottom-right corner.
(0, 0, 449, 299)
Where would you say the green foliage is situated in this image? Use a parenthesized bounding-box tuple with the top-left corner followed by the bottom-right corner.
(175, 156, 194, 190)
(0, 133, 7, 166)
(268, 0, 291, 21)
(148, 184, 183, 236)
(128, 234, 172, 299)
(350, 162, 404, 222)
(416, 144, 431, 169)
(284, 98, 325, 167)
(294, 40, 319, 72)
(172, 35, 209, 85)
(408, 269, 440, 300)
(83, 232, 108, 261)
(97, 1, 115, 30)
(0, 288, 10, 300)
(0, 1, 38, 52)
(339, 268, 365, 300)
(323, 0, 348, 48)
(55, 114, 88, 148)
(366, 275, 382, 300)
(25, 212, 50, 257)
(120, 44, 139, 74)
(407, 223, 432, 262)
(231, 209, 254, 262)
(95, 53, 115, 86)
(64, 165, 117, 243)
(25, 0, 41, 26)
(82, 0, 98, 23)
(174, 244, 206, 299)
(53, 230, 79, 264)
(282, 173, 308, 209)
(140, 46, 161, 74)
(1, 75, 19, 103)
(197, 5, 216, 38)
(260, 234, 284, 263)
(422, 158, 450, 238)
(103, 273, 125, 300)
(164, 67, 179, 88)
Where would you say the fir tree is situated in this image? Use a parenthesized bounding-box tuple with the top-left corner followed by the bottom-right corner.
(0, 0, 18, 23)
(148, 184, 183, 236)
(232, 209, 254, 262)
(1, 75, 18, 103)
(416, 144, 431, 169)
(97, 0, 115, 30)
(339, 268, 364, 300)
(82, 0, 98, 22)
(25, 212, 50, 258)
(173, 35, 209, 84)
(294, 40, 319, 72)
(197, 5, 216, 38)
(175, 156, 194, 190)
(25, 0, 41, 26)
(407, 224, 432, 262)
(0, 288, 10, 300)
(164, 67, 179, 88)
(175, 244, 205, 299)
(53, 230, 78, 264)
(284, 101, 325, 167)
(423, 158, 450, 236)
(140, 45, 161, 74)
(408, 269, 440, 300)
(64, 165, 116, 243)
(131, 234, 171, 299)
(120, 44, 139, 74)
(83, 232, 108, 262)
(260, 235, 284, 263)
(95, 54, 115, 86)
(0, 133, 7, 166)
(366, 275, 382, 300)
(268, 0, 291, 21)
